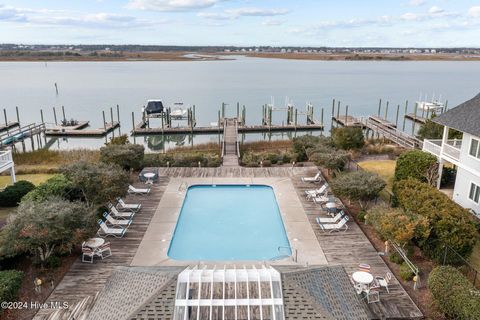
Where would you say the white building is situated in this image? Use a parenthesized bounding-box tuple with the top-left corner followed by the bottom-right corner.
(0, 149, 16, 184)
(423, 93, 480, 214)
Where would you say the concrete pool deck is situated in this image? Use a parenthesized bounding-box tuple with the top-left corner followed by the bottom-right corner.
(130, 177, 327, 266)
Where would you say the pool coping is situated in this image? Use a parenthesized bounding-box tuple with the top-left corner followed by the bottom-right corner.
(130, 177, 327, 266)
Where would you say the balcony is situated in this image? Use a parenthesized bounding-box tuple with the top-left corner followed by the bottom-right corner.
(422, 139, 462, 162)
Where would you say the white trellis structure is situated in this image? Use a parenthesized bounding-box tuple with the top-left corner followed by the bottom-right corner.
(0, 150, 15, 184)
(173, 265, 285, 320)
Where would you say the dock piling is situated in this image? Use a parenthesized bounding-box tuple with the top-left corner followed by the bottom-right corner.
(116, 105, 121, 135)
(102, 111, 106, 131)
(385, 101, 389, 120)
(412, 102, 418, 136)
(402, 101, 408, 132)
(15, 106, 20, 126)
(53, 107, 57, 125)
(395, 104, 400, 128)
(110, 107, 115, 138)
(378, 99, 382, 117)
(62, 106, 66, 123)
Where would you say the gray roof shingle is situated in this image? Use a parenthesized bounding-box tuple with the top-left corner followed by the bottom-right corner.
(433, 93, 480, 137)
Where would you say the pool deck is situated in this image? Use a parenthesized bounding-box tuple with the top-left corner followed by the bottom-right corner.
(130, 177, 327, 266)
(34, 166, 422, 320)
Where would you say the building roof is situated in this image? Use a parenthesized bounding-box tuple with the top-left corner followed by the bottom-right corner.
(87, 265, 368, 320)
(433, 93, 480, 137)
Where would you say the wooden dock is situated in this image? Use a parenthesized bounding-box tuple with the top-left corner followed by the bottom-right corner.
(0, 121, 19, 133)
(46, 121, 89, 133)
(332, 115, 365, 128)
(221, 118, 240, 167)
(369, 115, 397, 128)
(365, 116, 422, 149)
(132, 121, 324, 135)
(45, 121, 120, 137)
(404, 113, 427, 124)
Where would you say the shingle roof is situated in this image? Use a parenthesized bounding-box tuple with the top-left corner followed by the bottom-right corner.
(433, 93, 480, 137)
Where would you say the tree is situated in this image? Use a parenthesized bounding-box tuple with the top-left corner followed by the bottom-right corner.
(331, 127, 365, 150)
(22, 174, 80, 202)
(366, 205, 430, 246)
(0, 197, 96, 263)
(310, 148, 350, 174)
(61, 161, 129, 205)
(292, 135, 331, 161)
(100, 144, 145, 171)
(0, 181, 35, 207)
(417, 117, 463, 140)
(330, 171, 386, 209)
(393, 150, 438, 185)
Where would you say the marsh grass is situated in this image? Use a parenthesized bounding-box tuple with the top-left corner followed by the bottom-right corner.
(240, 140, 293, 153)
(164, 142, 220, 155)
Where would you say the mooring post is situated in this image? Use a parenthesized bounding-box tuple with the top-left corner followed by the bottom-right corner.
(345, 105, 349, 125)
(243, 106, 246, 126)
(331, 99, 335, 128)
(3, 109, 7, 126)
(62, 105, 66, 123)
(15, 106, 20, 126)
(444, 100, 448, 112)
(193, 105, 196, 126)
(294, 109, 298, 130)
(395, 104, 400, 128)
(385, 101, 389, 120)
(40, 109, 44, 124)
(378, 99, 382, 117)
(403, 100, 408, 132)
(116, 104, 121, 135)
(236, 102, 239, 119)
(336, 101, 341, 124)
(321, 108, 324, 126)
(102, 111, 106, 131)
(53, 107, 57, 125)
(218, 110, 221, 130)
(412, 102, 418, 136)
(110, 107, 115, 137)
(221, 102, 225, 120)
(269, 106, 273, 128)
(131, 112, 136, 143)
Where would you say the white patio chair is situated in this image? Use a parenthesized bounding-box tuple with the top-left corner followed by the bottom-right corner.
(305, 183, 328, 198)
(97, 242, 112, 259)
(82, 246, 95, 263)
(109, 204, 135, 219)
(301, 172, 322, 183)
(128, 185, 151, 196)
(317, 216, 349, 233)
(97, 219, 128, 238)
(116, 197, 142, 212)
(375, 272, 392, 293)
(312, 195, 330, 205)
(103, 212, 132, 227)
(366, 287, 380, 304)
(316, 210, 345, 224)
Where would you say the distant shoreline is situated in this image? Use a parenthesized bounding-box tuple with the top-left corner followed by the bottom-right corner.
(1, 50, 479, 62)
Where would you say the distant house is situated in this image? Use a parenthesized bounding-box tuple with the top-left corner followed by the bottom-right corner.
(422, 93, 480, 214)
(0, 149, 16, 185)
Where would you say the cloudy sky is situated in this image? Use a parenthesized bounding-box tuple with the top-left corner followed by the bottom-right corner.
(0, 0, 479, 47)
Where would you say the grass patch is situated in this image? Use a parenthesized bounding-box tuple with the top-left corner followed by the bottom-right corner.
(0, 174, 54, 187)
(358, 160, 396, 191)
(240, 140, 293, 153)
(12, 150, 100, 174)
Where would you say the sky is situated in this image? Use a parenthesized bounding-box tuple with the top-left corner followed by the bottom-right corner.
(0, 0, 479, 47)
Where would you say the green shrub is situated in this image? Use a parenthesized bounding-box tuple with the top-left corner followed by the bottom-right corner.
(0, 180, 35, 207)
(22, 174, 81, 202)
(146, 152, 221, 167)
(100, 144, 145, 170)
(395, 179, 477, 262)
(0, 270, 24, 305)
(309, 148, 350, 173)
(292, 135, 331, 161)
(330, 171, 386, 210)
(428, 266, 480, 320)
(331, 127, 365, 150)
(393, 150, 438, 184)
(106, 134, 129, 145)
(45, 256, 62, 269)
(389, 252, 403, 264)
(399, 262, 415, 281)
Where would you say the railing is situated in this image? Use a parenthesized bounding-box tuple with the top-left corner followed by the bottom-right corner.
(221, 118, 227, 158)
(0, 150, 14, 172)
(235, 118, 240, 158)
(363, 117, 422, 149)
(423, 139, 462, 161)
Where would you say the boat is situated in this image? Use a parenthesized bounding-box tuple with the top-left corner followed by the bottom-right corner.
(143, 100, 164, 115)
(170, 102, 188, 119)
(417, 100, 445, 114)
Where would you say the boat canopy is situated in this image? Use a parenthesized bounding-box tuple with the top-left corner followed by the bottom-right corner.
(145, 100, 164, 115)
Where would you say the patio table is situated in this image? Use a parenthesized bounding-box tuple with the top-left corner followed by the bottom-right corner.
(144, 172, 156, 185)
(84, 238, 105, 249)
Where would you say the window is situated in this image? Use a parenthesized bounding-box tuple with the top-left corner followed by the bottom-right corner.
(469, 138, 480, 159)
(469, 183, 480, 204)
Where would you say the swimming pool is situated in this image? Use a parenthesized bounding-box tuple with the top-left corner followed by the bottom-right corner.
(168, 185, 291, 261)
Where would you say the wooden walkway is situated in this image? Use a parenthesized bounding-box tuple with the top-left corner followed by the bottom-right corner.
(222, 118, 239, 167)
(292, 168, 422, 319)
(45, 121, 119, 137)
(33, 180, 169, 320)
(404, 113, 428, 124)
(332, 115, 365, 128)
(364, 116, 422, 149)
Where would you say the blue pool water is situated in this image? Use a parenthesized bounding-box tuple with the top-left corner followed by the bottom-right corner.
(168, 185, 291, 261)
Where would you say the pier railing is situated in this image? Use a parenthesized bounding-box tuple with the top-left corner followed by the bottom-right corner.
(0, 123, 46, 149)
(0, 150, 14, 173)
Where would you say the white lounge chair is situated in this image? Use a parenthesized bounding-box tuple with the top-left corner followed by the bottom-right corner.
(108, 205, 135, 219)
(375, 272, 392, 293)
(317, 216, 349, 233)
(312, 195, 330, 204)
(316, 210, 345, 224)
(103, 212, 132, 227)
(305, 183, 328, 198)
(301, 172, 322, 183)
(116, 198, 141, 212)
(128, 185, 151, 196)
(97, 242, 112, 260)
(97, 219, 128, 238)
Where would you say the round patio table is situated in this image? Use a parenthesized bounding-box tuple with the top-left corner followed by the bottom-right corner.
(352, 271, 374, 285)
(144, 172, 156, 185)
(84, 238, 105, 249)
(326, 202, 338, 216)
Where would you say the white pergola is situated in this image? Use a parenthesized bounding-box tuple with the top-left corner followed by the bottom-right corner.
(0, 150, 16, 184)
(173, 265, 285, 320)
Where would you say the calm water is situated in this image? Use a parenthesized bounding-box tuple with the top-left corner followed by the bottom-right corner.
(167, 185, 291, 261)
(0, 57, 479, 151)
